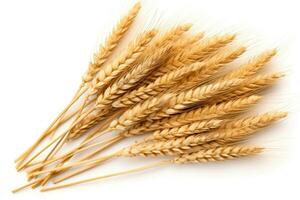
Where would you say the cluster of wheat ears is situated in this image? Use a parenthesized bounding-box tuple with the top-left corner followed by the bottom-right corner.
(13, 2, 287, 192)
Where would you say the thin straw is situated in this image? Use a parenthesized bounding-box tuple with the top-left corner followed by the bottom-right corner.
(41, 160, 170, 192)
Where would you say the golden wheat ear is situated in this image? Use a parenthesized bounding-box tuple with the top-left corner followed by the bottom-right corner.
(83, 2, 141, 84)
(172, 145, 264, 163)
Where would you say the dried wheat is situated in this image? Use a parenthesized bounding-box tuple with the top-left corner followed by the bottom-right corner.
(82, 2, 141, 83)
(113, 46, 245, 109)
(90, 29, 157, 94)
(109, 94, 172, 130)
(149, 79, 242, 120)
(218, 49, 277, 81)
(123, 95, 262, 136)
(172, 145, 263, 163)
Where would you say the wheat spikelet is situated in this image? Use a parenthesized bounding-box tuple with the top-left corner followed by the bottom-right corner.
(147, 34, 236, 83)
(82, 2, 141, 83)
(95, 47, 170, 111)
(216, 72, 284, 102)
(109, 95, 172, 130)
(219, 49, 277, 81)
(149, 119, 223, 140)
(113, 46, 245, 109)
(90, 30, 157, 94)
(178, 141, 233, 154)
(150, 79, 242, 121)
(176, 46, 246, 91)
(123, 95, 262, 136)
(172, 146, 263, 163)
(216, 111, 288, 142)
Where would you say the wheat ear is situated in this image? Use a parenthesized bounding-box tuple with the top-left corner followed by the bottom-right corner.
(123, 95, 262, 136)
(109, 94, 172, 130)
(218, 49, 277, 81)
(217, 111, 288, 142)
(150, 79, 242, 121)
(172, 145, 263, 163)
(216, 72, 284, 102)
(82, 2, 141, 83)
(89, 29, 157, 94)
(148, 119, 223, 140)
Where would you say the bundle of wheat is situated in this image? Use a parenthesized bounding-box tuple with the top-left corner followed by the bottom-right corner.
(13, 2, 287, 193)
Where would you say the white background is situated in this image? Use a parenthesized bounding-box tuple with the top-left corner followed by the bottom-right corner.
(0, 0, 299, 199)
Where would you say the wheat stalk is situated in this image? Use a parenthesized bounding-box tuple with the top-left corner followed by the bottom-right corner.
(31, 111, 285, 183)
(40, 145, 262, 192)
